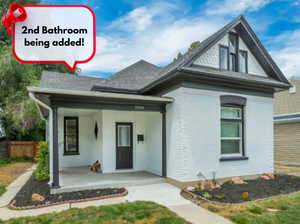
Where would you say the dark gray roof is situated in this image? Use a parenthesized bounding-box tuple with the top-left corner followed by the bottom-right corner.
(40, 15, 290, 94)
(40, 71, 108, 91)
(106, 60, 162, 89)
(40, 60, 162, 91)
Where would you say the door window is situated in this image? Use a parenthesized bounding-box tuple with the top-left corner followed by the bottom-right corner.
(117, 125, 131, 147)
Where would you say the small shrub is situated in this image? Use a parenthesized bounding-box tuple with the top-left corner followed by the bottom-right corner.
(0, 184, 6, 196)
(202, 192, 212, 199)
(207, 205, 220, 213)
(248, 206, 265, 214)
(33, 141, 49, 181)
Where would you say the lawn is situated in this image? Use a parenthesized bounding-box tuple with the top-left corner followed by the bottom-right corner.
(0, 201, 190, 224)
(0, 157, 32, 196)
(200, 191, 300, 224)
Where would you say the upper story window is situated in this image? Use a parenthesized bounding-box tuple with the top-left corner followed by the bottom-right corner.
(220, 45, 229, 70)
(239, 50, 248, 73)
(229, 33, 238, 72)
(219, 33, 248, 74)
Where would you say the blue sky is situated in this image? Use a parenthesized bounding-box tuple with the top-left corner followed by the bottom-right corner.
(41, 0, 300, 79)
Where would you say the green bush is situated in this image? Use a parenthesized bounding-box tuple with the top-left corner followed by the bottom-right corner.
(0, 184, 6, 196)
(33, 141, 49, 181)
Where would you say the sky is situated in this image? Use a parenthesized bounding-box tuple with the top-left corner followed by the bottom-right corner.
(41, 0, 300, 79)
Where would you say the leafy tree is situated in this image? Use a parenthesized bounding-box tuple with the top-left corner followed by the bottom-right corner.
(0, 1, 76, 140)
(0, 0, 40, 47)
(174, 41, 201, 61)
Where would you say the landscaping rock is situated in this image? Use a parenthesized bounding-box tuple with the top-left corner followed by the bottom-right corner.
(32, 193, 45, 202)
(260, 175, 271, 180)
(191, 174, 300, 203)
(12, 176, 127, 208)
(214, 193, 225, 199)
(231, 177, 246, 184)
(186, 186, 195, 191)
(266, 173, 275, 179)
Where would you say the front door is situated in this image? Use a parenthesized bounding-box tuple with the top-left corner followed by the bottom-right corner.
(116, 122, 133, 169)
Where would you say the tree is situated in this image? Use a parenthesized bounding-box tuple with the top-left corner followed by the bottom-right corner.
(0, 0, 40, 47)
(174, 41, 201, 61)
(0, 0, 76, 140)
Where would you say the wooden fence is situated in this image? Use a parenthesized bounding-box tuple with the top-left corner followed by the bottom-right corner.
(9, 141, 39, 159)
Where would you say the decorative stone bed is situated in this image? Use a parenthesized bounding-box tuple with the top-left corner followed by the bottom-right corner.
(181, 174, 300, 204)
(9, 176, 128, 209)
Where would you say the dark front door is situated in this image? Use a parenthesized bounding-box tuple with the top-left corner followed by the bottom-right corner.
(116, 122, 133, 169)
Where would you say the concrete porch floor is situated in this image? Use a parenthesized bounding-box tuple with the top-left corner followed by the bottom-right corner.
(52, 167, 165, 194)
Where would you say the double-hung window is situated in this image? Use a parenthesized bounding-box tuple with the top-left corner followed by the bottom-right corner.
(229, 33, 238, 72)
(221, 106, 243, 156)
(239, 50, 248, 73)
(219, 33, 248, 74)
(220, 45, 229, 70)
(64, 117, 79, 155)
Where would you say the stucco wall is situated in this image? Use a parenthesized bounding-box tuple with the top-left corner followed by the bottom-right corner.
(57, 109, 162, 175)
(101, 110, 162, 175)
(58, 111, 101, 168)
(194, 33, 267, 77)
(165, 87, 273, 181)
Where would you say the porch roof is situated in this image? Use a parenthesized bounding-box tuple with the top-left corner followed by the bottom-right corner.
(27, 86, 174, 103)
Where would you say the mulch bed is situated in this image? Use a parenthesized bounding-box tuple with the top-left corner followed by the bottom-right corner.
(188, 174, 300, 204)
(9, 176, 127, 209)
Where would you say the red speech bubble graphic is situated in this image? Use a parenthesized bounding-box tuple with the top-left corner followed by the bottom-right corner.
(2, 4, 96, 72)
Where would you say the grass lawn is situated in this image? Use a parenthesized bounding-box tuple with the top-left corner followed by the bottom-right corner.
(200, 191, 300, 224)
(0, 157, 32, 196)
(0, 201, 190, 224)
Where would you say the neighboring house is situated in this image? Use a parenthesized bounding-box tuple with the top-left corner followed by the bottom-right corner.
(274, 77, 300, 166)
(28, 15, 290, 193)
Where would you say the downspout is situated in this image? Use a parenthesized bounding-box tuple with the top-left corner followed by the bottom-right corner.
(28, 92, 53, 185)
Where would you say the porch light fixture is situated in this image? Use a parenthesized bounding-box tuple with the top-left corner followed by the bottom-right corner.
(94, 122, 98, 139)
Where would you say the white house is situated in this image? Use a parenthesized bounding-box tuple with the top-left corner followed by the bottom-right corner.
(28, 15, 290, 193)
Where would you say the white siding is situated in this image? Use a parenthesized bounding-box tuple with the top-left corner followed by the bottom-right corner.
(194, 33, 267, 77)
(165, 87, 273, 181)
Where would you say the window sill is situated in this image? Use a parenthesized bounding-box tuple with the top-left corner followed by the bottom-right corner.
(63, 152, 80, 156)
(219, 156, 248, 162)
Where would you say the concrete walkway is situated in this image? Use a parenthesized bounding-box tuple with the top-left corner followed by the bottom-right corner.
(124, 183, 232, 224)
(0, 169, 232, 224)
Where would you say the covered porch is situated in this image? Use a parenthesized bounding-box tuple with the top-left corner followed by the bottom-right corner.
(28, 86, 173, 193)
(53, 167, 164, 193)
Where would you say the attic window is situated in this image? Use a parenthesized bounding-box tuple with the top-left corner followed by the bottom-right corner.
(229, 33, 238, 72)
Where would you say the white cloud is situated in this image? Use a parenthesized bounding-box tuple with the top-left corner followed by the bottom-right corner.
(205, 0, 272, 16)
(80, 3, 222, 74)
(270, 30, 300, 78)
